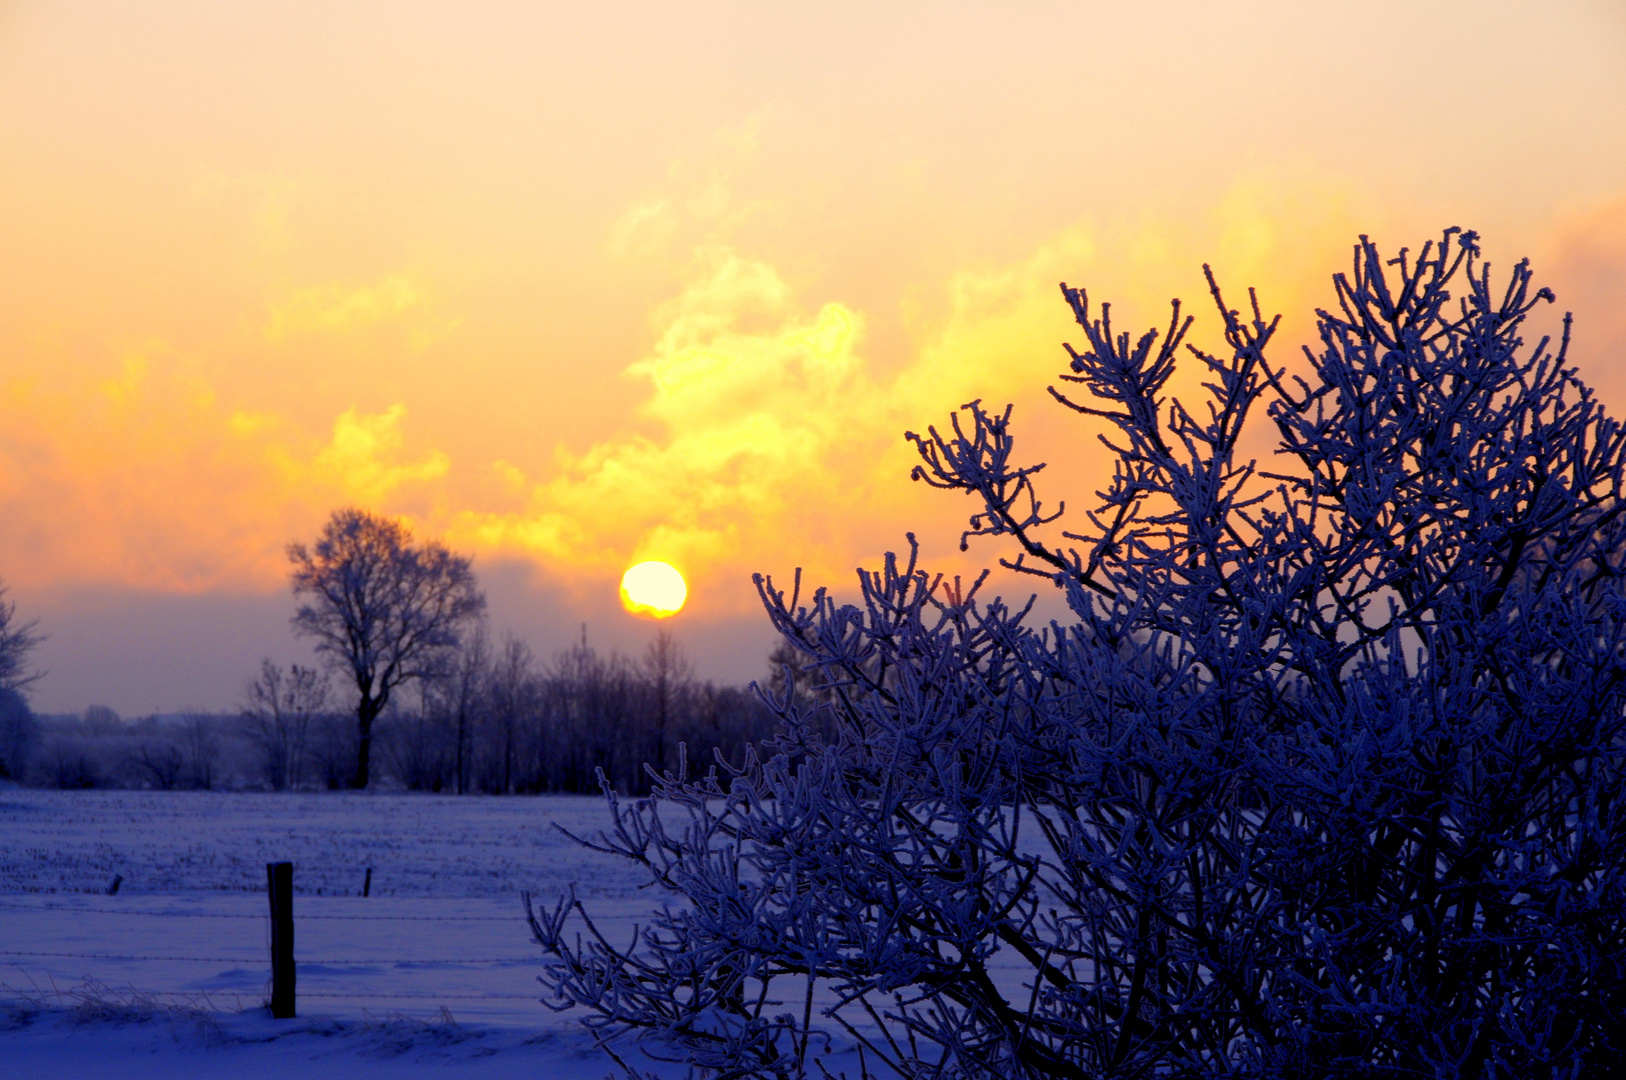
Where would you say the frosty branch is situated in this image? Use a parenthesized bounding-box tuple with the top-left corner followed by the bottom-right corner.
(532, 229, 1626, 1079)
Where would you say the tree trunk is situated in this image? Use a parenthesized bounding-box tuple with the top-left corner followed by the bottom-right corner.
(455, 704, 467, 795)
(351, 696, 380, 789)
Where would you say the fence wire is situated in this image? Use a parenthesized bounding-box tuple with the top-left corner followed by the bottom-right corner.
(0, 949, 541, 964)
(4, 981, 538, 1004)
(1, 891, 553, 1013)
(0, 898, 523, 921)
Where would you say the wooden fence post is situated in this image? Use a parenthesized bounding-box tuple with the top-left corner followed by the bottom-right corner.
(267, 861, 295, 1018)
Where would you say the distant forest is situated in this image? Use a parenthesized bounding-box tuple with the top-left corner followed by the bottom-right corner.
(0, 630, 806, 796)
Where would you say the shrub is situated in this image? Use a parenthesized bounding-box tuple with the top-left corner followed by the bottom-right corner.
(531, 229, 1626, 1079)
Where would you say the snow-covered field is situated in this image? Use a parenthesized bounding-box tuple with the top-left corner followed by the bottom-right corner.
(0, 788, 677, 1078)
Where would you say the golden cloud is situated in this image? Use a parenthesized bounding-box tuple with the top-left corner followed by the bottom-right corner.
(306, 406, 450, 504)
(266, 274, 424, 341)
(1544, 196, 1626, 410)
(452, 246, 891, 587)
(445, 170, 1409, 615)
(447, 232, 1116, 612)
(8, 166, 1599, 619)
(0, 345, 453, 592)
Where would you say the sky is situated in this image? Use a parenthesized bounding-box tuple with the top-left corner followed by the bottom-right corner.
(1, 0, 1624, 715)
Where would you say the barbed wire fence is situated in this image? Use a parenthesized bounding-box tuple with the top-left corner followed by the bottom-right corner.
(0, 871, 549, 1012)
(0, 898, 518, 920)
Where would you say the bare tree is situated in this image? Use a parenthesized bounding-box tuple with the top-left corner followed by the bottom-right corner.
(553, 631, 641, 792)
(180, 714, 221, 790)
(288, 507, 486, 789)
(764, 637, 836, 749)
(641, 628, 692, 779)
(385, 694, 454, 791)
(240, 660, 330, 791)
(308, 711, 357, 790)
(0, 688, 38, 781)
(42, 743, 99, 788)
(431, 622, 490, 794)
(130, 739, 186, 790)
(0, 580, 43, 695)
(483, 635, 540, 793)
(81, 705, 120, 734)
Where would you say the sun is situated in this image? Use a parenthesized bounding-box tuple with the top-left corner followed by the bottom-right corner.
(620, 560, 688, 619)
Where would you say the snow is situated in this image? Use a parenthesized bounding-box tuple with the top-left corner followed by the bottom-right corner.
(0, 788, 678, 1077)
(1, 1008, 624, 1080)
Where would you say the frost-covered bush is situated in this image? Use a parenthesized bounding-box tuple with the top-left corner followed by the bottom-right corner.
(530, 230, 1626, 1079)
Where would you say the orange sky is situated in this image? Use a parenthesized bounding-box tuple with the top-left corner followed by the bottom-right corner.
(2, 1, 1624, 713)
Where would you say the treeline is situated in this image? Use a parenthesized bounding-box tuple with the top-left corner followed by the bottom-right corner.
(0, 631, 785, 796)
(383, 629, 779, 795)
(1, 704, 241, 791)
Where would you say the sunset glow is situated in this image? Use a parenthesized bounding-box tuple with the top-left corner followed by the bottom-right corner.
(0, 1, 1622, 712)
(620, 561, 687, 619)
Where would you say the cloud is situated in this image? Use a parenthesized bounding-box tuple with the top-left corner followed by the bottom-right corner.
(453, 246, 893, 591)
(1543, 197, 1626, 408)
(191, 170, 324, 259)
(606, 114, 772, 265)
(266, 274, 424, 340)
(608, 197, 678, 261)
(445, 168, 1407, 615)
(306, 406, 449, 504)
(0, 347, 453, 592)
(3, 166, 1578, 622)
(6, 237, 961, 609)
(448, 232, 1109, 612)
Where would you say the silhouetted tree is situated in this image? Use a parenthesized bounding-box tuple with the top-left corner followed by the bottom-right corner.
(547, 631, 638, 792)
(130, 739, 186, 790)
(765, 637, 837, 749)
(641, 628, 692, 779)
(42, 734, 100, 788)
(443, 622, 490, 794)
(385, 694, 456, 791)
(0, 688, 38, 781)
(308, 711, 358, 790)
(240, 660, 330, 790)
(288, 507, 486, 789)
(81, 705, 120, 734)
(178, 714, 221, 790)
(0, 580, 42, 695)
